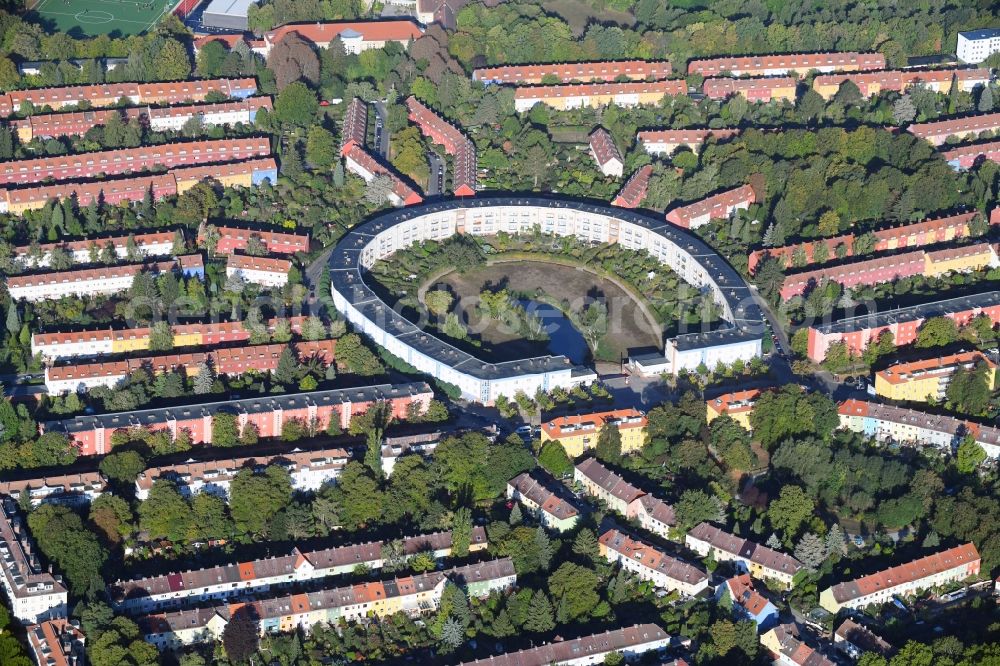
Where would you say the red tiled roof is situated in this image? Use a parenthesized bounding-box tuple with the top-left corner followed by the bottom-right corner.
(266, 20, 422, 47)
(612, 164, 652, 208)
(665, 184, 756, 227)
(474, 60, 672, 84)
(588, 128, 622, 168)
(689, 51, 885, 76)
(829, 543, 980, 604)
(702, 76, 797, 99)
(226, 253, 292, 274)
(514, 79, 686, 100)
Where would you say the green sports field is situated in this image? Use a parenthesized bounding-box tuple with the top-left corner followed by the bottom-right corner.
(27, 0, 179, 37)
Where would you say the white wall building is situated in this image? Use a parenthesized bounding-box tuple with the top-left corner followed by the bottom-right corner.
(15, 231, 176, 269)
(0, 498, 68, 624)
(225, 254, 290, 288)
(958, 29, 1000, 64)
(329, 199, 762, 404)
(599, 529, 709, 597)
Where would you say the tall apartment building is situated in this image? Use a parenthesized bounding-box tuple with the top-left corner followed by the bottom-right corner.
(506, 471, 580, 532)
(805, 291, 1000, 362)
(873, 351, 997, 403)
(819, 543, 980, 612)
(41, 382, 433, 456)
(599, 529, 709, 596)
(139, 558, 514, 650)
(541, 408, 647, 458)
(837, 398, 1000, 459)
(958, 29, 1000, 64)
(573, 458, 675, 538)
(0, 498, 68, 624)
(685, 522, 803, 590)
(112, 528, 486, 614)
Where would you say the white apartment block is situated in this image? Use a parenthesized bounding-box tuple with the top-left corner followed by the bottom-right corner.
(331, 199, 761, 403)
(0, 498, 68, 624)
(6, 264, 141, 302)
(600, 529, 709, 597)
(135, 448, 351, 501)
(958, 29, 1000, 64)
(225, 254, 290, 288)
(15, 231, 176, 269)
(685, 522, 803, 590)
(381, 432, 442, 476)
(113, 528, 485, 614)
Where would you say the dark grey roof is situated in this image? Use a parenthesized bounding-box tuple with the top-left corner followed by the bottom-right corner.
(329, 196, 763, 379)
(814, 291, 1000, 335)
(43, 383, 431, 435)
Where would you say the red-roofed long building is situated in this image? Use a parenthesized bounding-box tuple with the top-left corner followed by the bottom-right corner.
(702, 76, 797, 102)
(612, 164, 652, 208)
(812, 67, 989, 99)
(514, 80, 687, 112)
(637, 128, 741, 155)
(688, 52, 885, 77)
(0, 137, 271, 187)
(340, 97, 368, 155)
(942, 139, 1000, 170)
(456, 624, 672, 666)
(600, 529, 709, 596)
(343, 143, 423, 206)
(405, 96, 476, 196)
(907, 111, 1000, 146)
(747, 210, 987, 274)
(473, 60, 672, 85)
(665, 184, 756, 229)
(819, 543, 980, 612)
(262, 20, 423, 56)
(205, 224, 309, 255)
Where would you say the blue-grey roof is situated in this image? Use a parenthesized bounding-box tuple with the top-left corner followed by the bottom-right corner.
(960, 29, 1000, 41)
(814, 290, 1000, 334)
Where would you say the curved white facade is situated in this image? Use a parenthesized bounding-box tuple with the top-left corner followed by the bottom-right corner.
(330, 197, 763, 403)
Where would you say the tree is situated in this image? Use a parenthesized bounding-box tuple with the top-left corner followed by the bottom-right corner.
(595, 423, 622, 464)
(915, 316, 960, 348)
(440, 616, 466, 651)
(29, 504, 107, 596)
(980, 85, 995, 113)
(892, 94, 917, 124)
(364, 174, 395, 204)
(817, 210, 841, 236)
(425, 290, 454, 317)
(522, 590, 555, 632)
(5, 304, 18, 336)
(794, 532, 827, 569)
(196, 39, 228, 77)
(768, 486, 814, 538)
(956, 434, 987, 473)
(548, 563, 600, 622)
(148, 320, 174, 351)
(572, 528, 599, 562)
(335, 333, 383, 375)
(230, 466, 293, 536)
(825, 524, 847, 557)
(99, 450, 146, 485)
(89, 494, 134, 545)
(300, 316, 327, 341)
(675, 490, 725, 531)
(212, 411, 240, 447)
(139, 479, 193, 542)
(222, 606, 259, 664)
(328, 461, 383, 527)
(267, 32, 319, 90)
(708, 619, 758, 660)
(305, 125, 337, 169)
(274, 81, 318, 126)
(452, 507, 473, 557)
(273, 346, 299, 385)
(946, 361, 992, 415)
(193, 363, 215, 394)
(350, 401, 393, 477)
(153, 39, 192, 81)
(538, 441, 572, 477)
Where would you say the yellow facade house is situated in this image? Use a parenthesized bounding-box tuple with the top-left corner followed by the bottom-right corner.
(874, 351, 997, 404)
(705, 388, 765, 431)
(540, 408, 647, 458)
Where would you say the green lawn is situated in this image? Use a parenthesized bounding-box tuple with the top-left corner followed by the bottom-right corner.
(28, 0, 177, 37)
